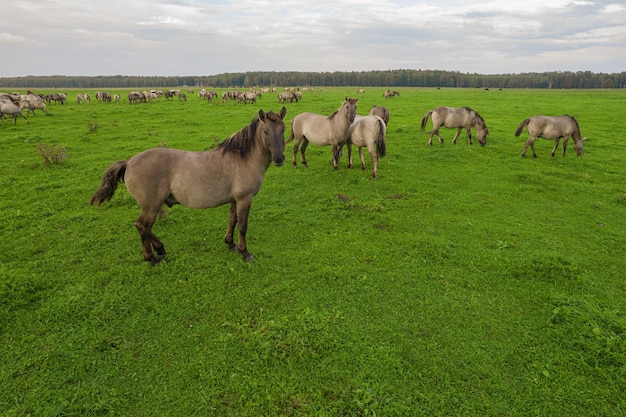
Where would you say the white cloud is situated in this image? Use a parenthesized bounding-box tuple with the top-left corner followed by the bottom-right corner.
(0, 0, 624, 76)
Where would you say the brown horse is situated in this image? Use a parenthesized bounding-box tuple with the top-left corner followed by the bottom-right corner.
(368, 106, 390, 125)
(90, 107, 287, 264)
(288, 97, 358, 170)
(421, 106, 489, 146)
(383, 90, 400, 98)
(515, 115, 585, 157)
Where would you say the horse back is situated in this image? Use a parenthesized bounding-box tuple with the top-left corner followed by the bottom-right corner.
(527, 115, 579, 139)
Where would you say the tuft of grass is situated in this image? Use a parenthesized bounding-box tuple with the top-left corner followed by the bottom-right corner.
(36, 142, 67, 165)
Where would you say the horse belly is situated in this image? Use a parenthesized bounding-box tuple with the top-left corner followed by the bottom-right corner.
(170, 159, 234, 209)
(530, 118, 563, 139)
(295, 114, 332, 145)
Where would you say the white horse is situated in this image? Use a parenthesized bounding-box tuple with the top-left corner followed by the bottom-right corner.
(347, 115, 387, 179)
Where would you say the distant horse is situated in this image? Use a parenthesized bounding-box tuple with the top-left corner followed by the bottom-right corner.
(128, 91, 146, 104)
(278, 91, 298, 103)
(347, 115, 387, 179)
(421, 106, 489, 146)
(0, 100, 30, 124)
(515, 115, 585, 157)
(369, 106, 390, 125)
(383, 90, 399, 98)
(19, 99, 49, 116)
(288, 97, 358, 170)
(89, 107, 287, 264)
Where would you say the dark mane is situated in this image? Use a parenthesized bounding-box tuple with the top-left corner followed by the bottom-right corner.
(327, 110, 340, 120)
(217, 115, 261, 156)
(465, 107, 486, 127)
(563, 114, 581, 132)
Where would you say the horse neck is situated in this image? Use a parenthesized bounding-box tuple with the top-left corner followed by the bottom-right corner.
(250, 123, 273, 168)
(332, 107, 352, 129)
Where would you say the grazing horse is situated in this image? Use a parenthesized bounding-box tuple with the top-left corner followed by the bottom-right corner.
(347, 115, 387, 179)
(421, 106, 489, 146)
(369, 106, 390, 125)
(278, 91, 298, 103)
(516, 115, 585, 157)
(89, 107, 287, 264)
(383, 90, 399, 98)
(288, 97, 358, 170)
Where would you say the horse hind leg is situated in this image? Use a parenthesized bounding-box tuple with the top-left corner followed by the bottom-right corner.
(359, 147, 366, 171)
(551, 138, 561, 157)
(428, 128, 442, 145)
(135, 209, 165, 265)
(521, 136, 537, 158)
(367, 147, 378, 179)
(300, 139, 310, 168)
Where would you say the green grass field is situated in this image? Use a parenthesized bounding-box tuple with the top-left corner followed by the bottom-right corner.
(1, 87, 625, 416)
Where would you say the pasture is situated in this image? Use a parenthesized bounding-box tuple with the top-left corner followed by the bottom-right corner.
(1, 87, 625, 416)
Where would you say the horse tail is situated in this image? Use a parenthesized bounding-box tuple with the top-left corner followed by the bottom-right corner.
(515, 118, 530, 137)
(375, 117, 387, 158)
(286, 118, 295, 144)
(89, 160, 127, 206)
(420, 110, 433, 133)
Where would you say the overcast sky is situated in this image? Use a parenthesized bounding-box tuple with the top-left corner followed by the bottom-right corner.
(1, 0, 625, 77)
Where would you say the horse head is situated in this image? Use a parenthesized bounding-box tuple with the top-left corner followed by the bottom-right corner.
(474, 116, 489, 146)
(259, 107, 287, 166)
(574, 137, 585, 156)
(343, 97, 358, 124)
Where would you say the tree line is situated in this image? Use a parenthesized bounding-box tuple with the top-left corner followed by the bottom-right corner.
(1, 69, 625, 90)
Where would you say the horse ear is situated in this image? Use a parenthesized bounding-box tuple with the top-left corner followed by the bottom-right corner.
(279, 106, 287, 120)
(258, 109, 266, 121)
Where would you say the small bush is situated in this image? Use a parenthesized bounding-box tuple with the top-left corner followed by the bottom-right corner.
(88, 120, 99, 133)
(37, 143, 67, 166)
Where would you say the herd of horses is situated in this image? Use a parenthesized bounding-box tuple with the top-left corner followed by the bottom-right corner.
(87, 93, 586, 264)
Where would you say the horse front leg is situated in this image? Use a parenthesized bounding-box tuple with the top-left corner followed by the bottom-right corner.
(562, 137, 569, 157)
(466, 127, 473, 145)
(236, 199, 254, 261)
(347, 143, 353, 168)
(224, 202, 238, 252)
(331, 144, 341, 170)
(452, 128, 463, 144)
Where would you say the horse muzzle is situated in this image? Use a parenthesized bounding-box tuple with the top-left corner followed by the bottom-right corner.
(273, 154, 285, 166)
